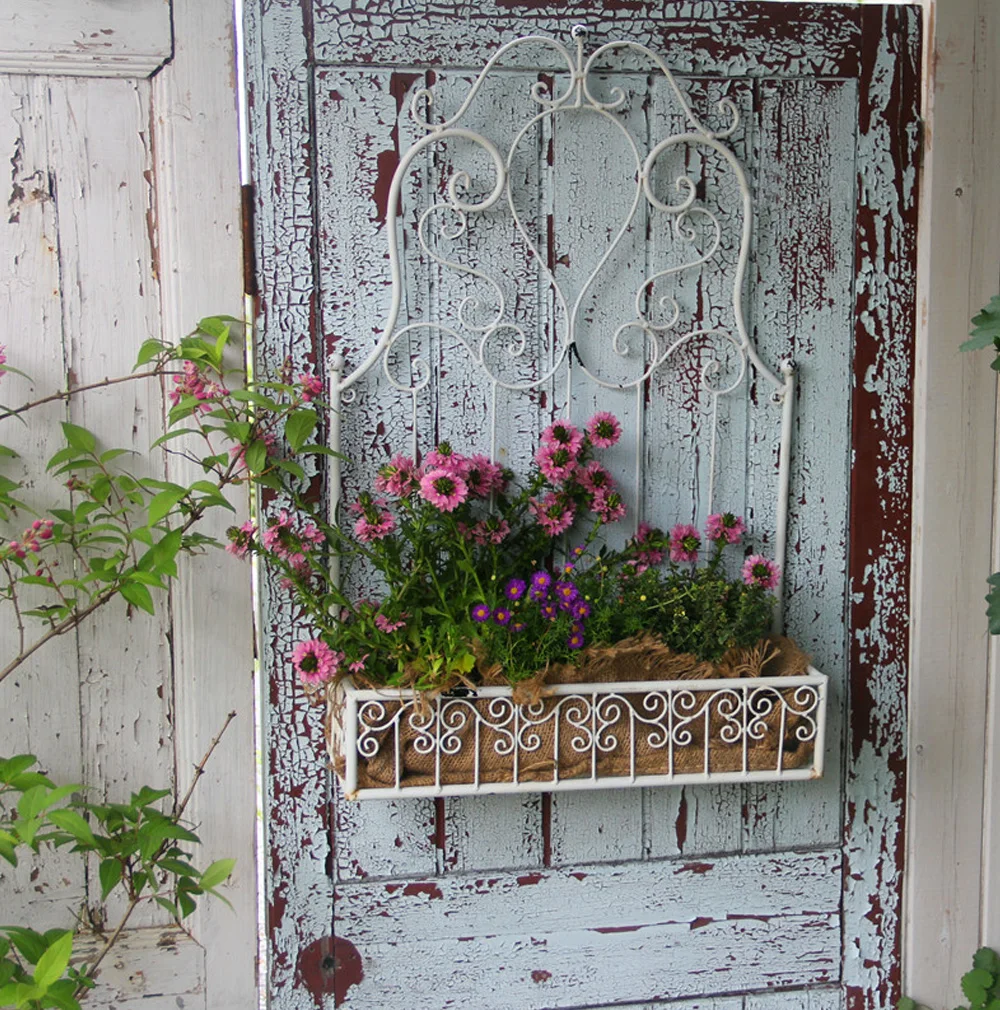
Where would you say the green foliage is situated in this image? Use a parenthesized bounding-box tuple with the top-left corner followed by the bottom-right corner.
(899, 948, 1000, 1010)
(0, 755, 235, 1008)
(2, 322, 255, 1007)
(963, 296, 1000, 634)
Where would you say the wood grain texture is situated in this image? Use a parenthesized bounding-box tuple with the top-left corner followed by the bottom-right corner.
(244, 1, 338, 1003)
(0, 73, 87, 930)
(149, 0, 257, 1004)
(311, 1, 863, 78)
(43, 75, 173, 930)
(842, 8, 921, 1010)
(73, 928, 204, 1009)
(905, 0, 1000, 1003)
(740, 77, 855, 854)
(334, 850, 841, 1009)
(0, 0, 172, 78)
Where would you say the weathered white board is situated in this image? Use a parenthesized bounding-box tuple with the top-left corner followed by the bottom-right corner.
(0, 0, 172, 78)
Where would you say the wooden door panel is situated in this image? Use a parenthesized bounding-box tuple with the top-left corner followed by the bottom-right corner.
(248, 4, 920, 1006)
(335, 852, 841, 1009)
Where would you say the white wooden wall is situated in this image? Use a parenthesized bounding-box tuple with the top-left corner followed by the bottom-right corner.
(0, 2, 256, 1008)
(906, 0, 1000, 1006)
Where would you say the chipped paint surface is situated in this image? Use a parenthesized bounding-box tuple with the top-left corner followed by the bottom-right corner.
(249, 2, 920, 1006)
(335, 852, 841, 1008)
(842, 9, 921, 1010)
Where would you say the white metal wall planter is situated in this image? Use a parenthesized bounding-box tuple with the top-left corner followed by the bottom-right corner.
(325, 26, 828, 799)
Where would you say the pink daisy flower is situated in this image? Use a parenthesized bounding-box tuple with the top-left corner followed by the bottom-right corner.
(535, 444, 578, 484)
(592, 488, 626, 524)
(669, 523, 701, 563)
(742, 555, 781, 591)
(575, 460, 614, 494)
(375, 455, 421, 498)
(705, 512, 746, 545)
(586, 411, 622, 448)
(298, 371, 323, 402)
(541, 420, 584, 455)
(374, 612, 407, 633)
(418, 469, 469, 512)
(529, 493, 576, 537)
(225, 520, 257, 559)
(423, 442, 467, 475)
(292, 639, 342, 687)
(263, 510, 297, 559)
(464, 455, 506, 497)
(354, 510, 395, 543)
(0, 344, 6, 378)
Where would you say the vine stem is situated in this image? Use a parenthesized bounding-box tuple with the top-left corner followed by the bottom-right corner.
(0, 369, 182, 423)
(73, 710, 237, 996)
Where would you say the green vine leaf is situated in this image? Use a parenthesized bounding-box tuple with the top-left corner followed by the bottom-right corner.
(962, 294, 1000, 355)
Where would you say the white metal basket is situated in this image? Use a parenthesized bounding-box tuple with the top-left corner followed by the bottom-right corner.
(329, 672, 827, 800)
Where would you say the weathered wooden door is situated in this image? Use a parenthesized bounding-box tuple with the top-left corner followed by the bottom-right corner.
(245, 3, 919, 1007)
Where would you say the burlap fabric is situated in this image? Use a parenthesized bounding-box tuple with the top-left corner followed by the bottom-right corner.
(328, 635, 816, 792)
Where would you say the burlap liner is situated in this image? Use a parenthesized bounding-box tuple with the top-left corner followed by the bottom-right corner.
(328, 635, 817, 792)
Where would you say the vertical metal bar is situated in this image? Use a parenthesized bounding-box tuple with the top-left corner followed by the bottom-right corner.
(327, 354, 345, 590)
(772, 360, 796, 633)
(813, 679, 827, 778)
(741, 685, 749, 775)
(777, 698, 787, 774)
(344, 689, 358, 796)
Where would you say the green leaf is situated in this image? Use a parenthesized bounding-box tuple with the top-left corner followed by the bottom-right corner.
(4, 928, 47, 965)
(98, 858, 123, 900)
(46, 810, 96, 847)
(974, 949, 1000, 974)
(299, 444, 349, 461)
(897, 999, 919, 1010)
(148, 486, 188, 525)
(962, 295, 1000, 352)
(17, 785, 50, 821)
(199, 857, 236, 891)
(32, 932, 72, 991)
(0, 444, 19, 458)
(285, 409, 317, 453)
(119, 581, 155, 615)
(244, 440, 268, 473)
(0, 755, 38, 784)
(60, 423, 96, 455)
(135, 339, 168, 367)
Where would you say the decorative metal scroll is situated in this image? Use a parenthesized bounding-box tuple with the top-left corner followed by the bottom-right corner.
(332, 676, 827, 799)
(326, 24, 796, 620)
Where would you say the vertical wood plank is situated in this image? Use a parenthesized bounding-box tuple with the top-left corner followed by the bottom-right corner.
(741, 78, 855, 853)
(43, 75, 172, 929)
(0, 73, 87, 929)
(313, 67, 439, 882)
(906, 0, 1000, 1003)
(843, 8, 921, 1009)
(244, 2, 336, 1002)
(150, 0, 258, 1004)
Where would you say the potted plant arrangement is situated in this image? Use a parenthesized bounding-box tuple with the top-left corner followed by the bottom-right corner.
(231, 409, 826, 798)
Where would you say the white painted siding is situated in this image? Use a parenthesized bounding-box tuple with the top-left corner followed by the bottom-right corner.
(0, 1, 255, 1007)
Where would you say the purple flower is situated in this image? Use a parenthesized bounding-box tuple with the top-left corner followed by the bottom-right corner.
(493, 606, 513, 626)
(554, 581, 578, 604)
(567, 631, 585, 650)
(504, 578, 527, 602)
(571, 599, 591, 621)
(540, 601, 558, 621)
(471, 603, 491, 623)
(530, 570, 552, 600)
(511, 620, 527, 633)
